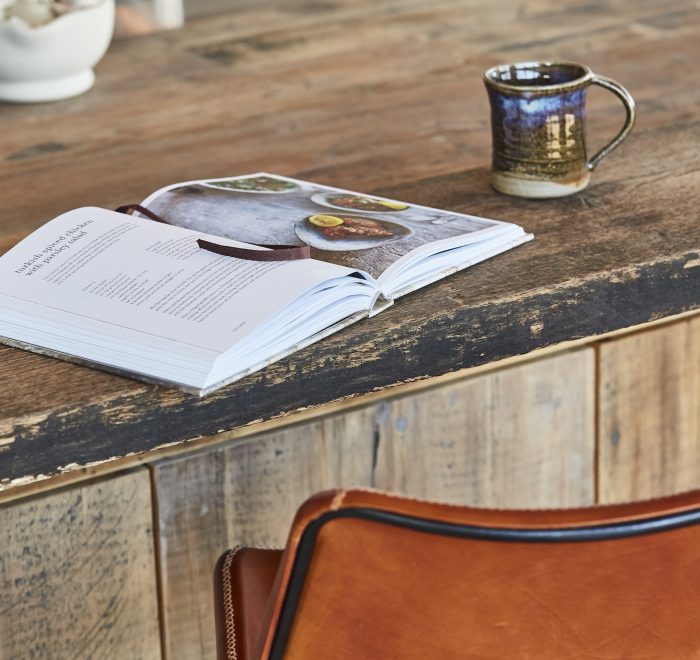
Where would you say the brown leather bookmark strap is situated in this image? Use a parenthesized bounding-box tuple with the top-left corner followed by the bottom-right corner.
(116, 203, 310, 261)
(197, 239, 310, 261)
(115, 204, 170, 224)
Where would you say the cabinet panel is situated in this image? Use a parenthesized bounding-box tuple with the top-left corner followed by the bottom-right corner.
(152, 407, 378, 660)
(153, 348, 595, 659)
(0, 468, 161, 660)
(374, 348, 596, 507)
(599, 317, 700, 502)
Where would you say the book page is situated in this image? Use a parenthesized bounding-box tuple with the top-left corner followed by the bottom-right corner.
(141, 173, 512, 280)
(0, 207, 362, 354)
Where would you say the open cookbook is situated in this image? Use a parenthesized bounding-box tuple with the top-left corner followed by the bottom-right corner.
(0, 173, 533, 395)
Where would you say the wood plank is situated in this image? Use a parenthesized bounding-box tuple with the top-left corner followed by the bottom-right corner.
(1, 0, 700, 495)
(598, 317, 700, 503)
(374, 348, 596, 507)
(1, 309, 698, 506)
(2, 155, 699, 493)
(0, 468, 161, 659)
(153, 348, 595, 659)
(153, 406, 378, 660)
(0, 0, 696, 235)
(0, 233, 26, 258)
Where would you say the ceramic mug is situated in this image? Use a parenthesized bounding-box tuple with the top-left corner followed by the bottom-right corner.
(483, 61, 635, 198)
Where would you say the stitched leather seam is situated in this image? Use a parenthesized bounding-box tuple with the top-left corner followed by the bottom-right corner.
(222, 545, 280, 659)
(221, 548, 240, 660)
(330, 489, 347, 510)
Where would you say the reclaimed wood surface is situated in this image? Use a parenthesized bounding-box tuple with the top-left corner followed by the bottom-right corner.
(152, 348, 594, 659)
(0, 469, 160, 659)
(374, 349, 596, 508)
(1, 0, 699, 495)
(598, 317, 700, 503)
(153, 406, 378, 660)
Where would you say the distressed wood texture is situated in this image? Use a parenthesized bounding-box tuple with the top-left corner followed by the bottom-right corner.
(1, 0, 700, 495)
(374, 349, 596, 508)
(153, 349, 594, 660)
(153, 407, 378, 660)
(598, 317, 700, 503)
(0, 468, 161, 660)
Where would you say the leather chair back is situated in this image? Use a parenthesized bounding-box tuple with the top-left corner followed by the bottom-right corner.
(216, 488, 700, 659)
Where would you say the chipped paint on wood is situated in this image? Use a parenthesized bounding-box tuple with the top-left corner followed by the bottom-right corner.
(1, 242, 700, 495)
(0, 0, 698, 498)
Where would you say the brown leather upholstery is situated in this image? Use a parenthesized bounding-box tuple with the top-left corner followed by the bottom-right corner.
(215, 488, 700, 659)
(215, 547, 283, 660)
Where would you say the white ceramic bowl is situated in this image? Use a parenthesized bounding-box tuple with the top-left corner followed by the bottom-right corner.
(0, 0, 115, 103)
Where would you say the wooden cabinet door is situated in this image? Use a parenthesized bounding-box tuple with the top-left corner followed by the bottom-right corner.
(0, 468, 161, 660)
(152, 347, 595, 660)
(598, 317, 700, 503)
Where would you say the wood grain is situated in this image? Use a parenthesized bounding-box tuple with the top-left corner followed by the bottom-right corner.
(598, 317, 700, 503)
(0, 233, 25, 257)
(153, 407, 378, 660)
(0, 0, 696, 234)
(374, 349, 596, 507)
(153, 349, 595, 659)
(1, 0, 699, 495)
(2, 162, 699, 494)
(0, 468, 160, 660)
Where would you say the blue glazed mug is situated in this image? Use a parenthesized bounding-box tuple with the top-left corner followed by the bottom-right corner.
(484, 61, 635, 198)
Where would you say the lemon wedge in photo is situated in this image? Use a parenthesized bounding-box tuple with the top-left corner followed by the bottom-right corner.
(378, 200, 409, 210)
(309, 214, 344, 227)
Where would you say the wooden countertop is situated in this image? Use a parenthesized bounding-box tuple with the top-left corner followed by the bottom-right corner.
(1, 0, 699, 495)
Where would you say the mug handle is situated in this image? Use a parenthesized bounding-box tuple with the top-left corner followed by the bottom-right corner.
(587, 75, 636, 171)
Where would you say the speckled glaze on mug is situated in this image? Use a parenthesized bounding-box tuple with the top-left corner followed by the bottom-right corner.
(484, 61, 635, 198)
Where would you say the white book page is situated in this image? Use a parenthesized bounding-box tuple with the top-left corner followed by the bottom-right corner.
(385, 230, 534, 301)
(0, 207, 364, 355)
(376, 223, 523, 293)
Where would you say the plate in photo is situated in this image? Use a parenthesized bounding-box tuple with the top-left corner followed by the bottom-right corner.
(310, 192, 410, 213)
(295, 213, 412, 251)
(201, 176, 300, 194)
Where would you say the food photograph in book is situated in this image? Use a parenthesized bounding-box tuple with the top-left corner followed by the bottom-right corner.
(143, 174, 498, 279)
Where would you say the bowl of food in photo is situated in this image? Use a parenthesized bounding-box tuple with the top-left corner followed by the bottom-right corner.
(295, 213, 412, 251)
(311, 192, 410, 213)
(201, 175, 300, 194)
